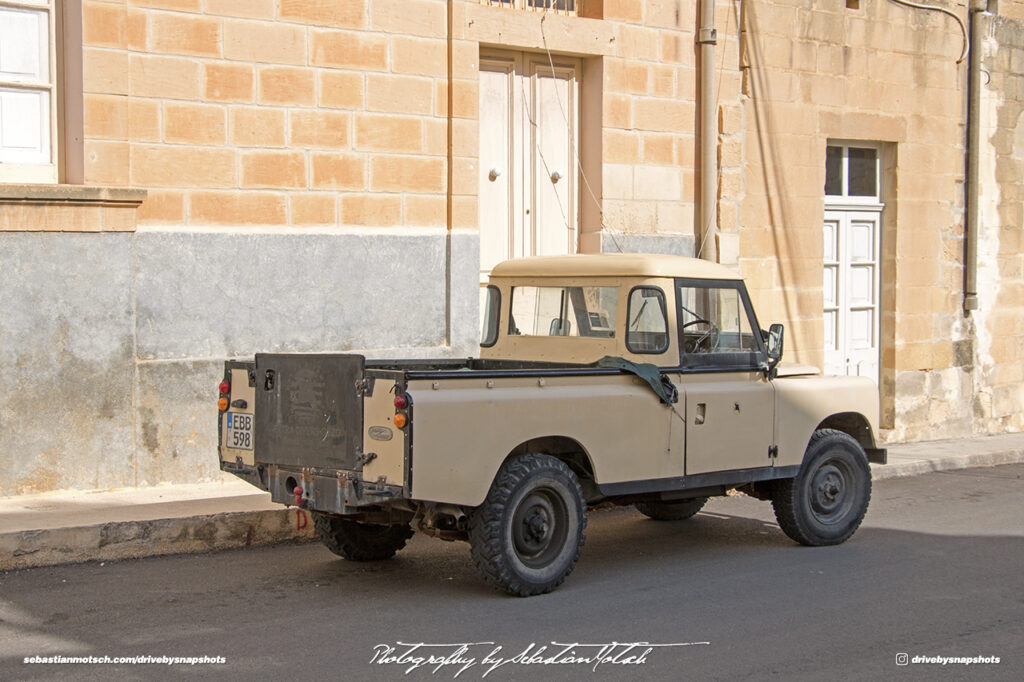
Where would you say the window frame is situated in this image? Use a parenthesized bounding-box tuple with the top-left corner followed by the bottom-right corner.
(625, 285, 669, 355)
(0, 0, 60, 183)
(824, 142, 882, 207)
(507, 284, 618, 339)
(674, 278, 767, 370)
(480, 285, 501, 348)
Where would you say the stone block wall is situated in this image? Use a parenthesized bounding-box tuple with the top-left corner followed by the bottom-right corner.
(80, 0, 466, 229)
(974, 12, 1024, 435)
(732, 0, 978, 441)
(5, 0, 1023, 495)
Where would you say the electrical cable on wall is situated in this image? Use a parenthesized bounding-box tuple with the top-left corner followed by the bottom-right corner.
(519, 76, 572, 237)
(886, 0, 969, 63)
(540, 14, 625, 253)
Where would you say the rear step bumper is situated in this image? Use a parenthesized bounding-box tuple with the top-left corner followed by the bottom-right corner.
(221, 461, 405, 515)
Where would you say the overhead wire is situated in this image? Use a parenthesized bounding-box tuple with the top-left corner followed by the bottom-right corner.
(518, 74, 572, 239)
(885, 0, 969, 64)
(526, 0, 965, 264)
(539, 14, 625, 253)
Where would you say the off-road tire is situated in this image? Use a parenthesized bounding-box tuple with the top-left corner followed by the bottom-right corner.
(469, 454, 586, 597)
(312, 513, 414, 561)
(771, 429, 872, 546)
(635, 496, 708, 521)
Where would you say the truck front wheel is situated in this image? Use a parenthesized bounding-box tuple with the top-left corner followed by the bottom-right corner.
(771, 429, 872, 546)
(469, 454, 586, 597)
(312, 513, 414, 561)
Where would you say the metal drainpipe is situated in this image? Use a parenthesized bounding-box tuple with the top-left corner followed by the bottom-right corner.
(697, 0, 718, 262)
(964, 3, 988, 313)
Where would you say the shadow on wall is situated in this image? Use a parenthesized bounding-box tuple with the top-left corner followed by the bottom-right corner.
(739, 0, 798, 331)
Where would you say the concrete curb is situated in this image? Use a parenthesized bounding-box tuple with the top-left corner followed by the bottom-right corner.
(872, 449, 1024, 481)
(0, 507, 317, 572)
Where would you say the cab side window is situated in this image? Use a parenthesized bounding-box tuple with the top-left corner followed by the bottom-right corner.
(626, 287, 668, 354)
(677, 282, 763, 367)
(508, 286, 618, 338)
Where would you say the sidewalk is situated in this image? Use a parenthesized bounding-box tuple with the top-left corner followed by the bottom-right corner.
(2, 433, 1023, 572)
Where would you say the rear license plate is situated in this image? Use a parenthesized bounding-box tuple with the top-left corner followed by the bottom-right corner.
(226, 412, 253, 450)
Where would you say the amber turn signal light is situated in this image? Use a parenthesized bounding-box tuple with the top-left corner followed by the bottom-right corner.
(218, 397, 229, 411)
(393, 413, 407, 428)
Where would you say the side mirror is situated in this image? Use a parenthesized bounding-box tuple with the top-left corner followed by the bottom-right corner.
(766, 323, 784, 364)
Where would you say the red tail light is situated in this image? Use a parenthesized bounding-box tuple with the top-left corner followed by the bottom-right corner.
(394, 394, 408, 409)
(219, 381, 230, 395)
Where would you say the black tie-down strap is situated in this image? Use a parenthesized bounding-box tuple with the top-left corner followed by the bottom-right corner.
(592, 356, 679, 405)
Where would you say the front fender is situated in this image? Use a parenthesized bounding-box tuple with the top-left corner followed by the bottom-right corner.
(773, 375, 881, 468)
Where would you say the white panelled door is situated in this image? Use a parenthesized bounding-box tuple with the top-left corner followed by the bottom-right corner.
(823, 209, 881, 385)
(479, 57, 518, 278)
(479, 51, 579, 283)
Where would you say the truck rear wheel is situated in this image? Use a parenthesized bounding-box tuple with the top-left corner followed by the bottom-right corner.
(635, 496, 708, 521)
(771, 429, 872, 546)
(469, 454, 586, 597)
(312, 513, 414, 561)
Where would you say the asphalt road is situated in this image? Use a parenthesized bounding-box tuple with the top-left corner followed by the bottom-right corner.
(2, 464, 1022, 681)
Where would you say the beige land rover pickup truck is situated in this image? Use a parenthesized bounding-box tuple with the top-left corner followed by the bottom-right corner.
(218, 254, 885, 596)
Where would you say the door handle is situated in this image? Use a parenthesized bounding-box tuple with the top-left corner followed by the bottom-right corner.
(488, 167, 502, 181)
(550, 170, 563, 184)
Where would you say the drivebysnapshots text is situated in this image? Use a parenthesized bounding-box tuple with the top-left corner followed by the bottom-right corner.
(896, 652, 1000, 667)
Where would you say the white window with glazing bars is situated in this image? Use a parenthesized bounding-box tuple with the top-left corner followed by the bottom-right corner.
(0, 0, 58, 183)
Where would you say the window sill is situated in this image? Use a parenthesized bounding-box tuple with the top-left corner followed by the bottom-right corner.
(0, 184, 147, 232)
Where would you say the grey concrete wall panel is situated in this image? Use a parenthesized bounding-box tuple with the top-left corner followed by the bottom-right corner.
(2, 228, 489, 492)
(0, 233, 135, 495)
(600, 232, 696, 257)
(135, 360, 222, 487)
(131, 229, 471, 486)
(134, 230, 448, 360)
(448, 230, 482, 356)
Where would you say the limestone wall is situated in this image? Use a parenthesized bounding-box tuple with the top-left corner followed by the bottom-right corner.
(3, 0, 1022, 495)
(973, 12, 1024, 435)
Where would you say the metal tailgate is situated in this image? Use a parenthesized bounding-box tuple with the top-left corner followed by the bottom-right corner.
(254, 353, 365, 471)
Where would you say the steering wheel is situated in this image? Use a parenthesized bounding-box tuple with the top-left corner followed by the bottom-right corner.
(681, 318, 719, 353)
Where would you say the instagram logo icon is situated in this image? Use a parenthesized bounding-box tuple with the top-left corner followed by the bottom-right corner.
(896, 653, 909, 666)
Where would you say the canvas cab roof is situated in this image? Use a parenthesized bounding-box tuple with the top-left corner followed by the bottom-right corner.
(488, 253, 741, 280)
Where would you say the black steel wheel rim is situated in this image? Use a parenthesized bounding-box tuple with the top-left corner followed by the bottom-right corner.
(511, 487, 568, 569)
(807, 457, 855, 525)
